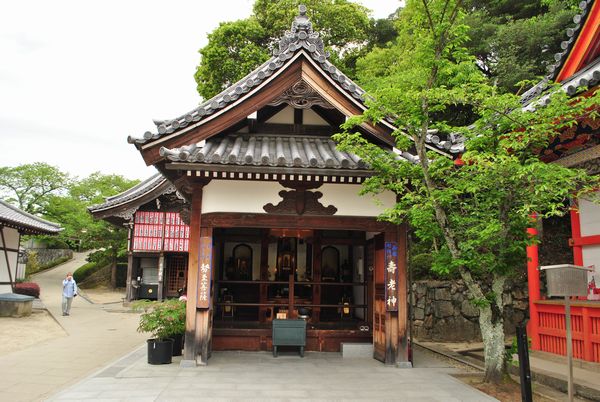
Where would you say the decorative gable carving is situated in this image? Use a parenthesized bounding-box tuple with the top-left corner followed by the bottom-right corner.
(263, 183, 337, 215)
(269, 80, 334, 109)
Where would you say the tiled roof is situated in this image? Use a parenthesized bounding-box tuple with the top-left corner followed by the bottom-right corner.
(88, 173, 172, 212)
(127, 5, 368, 146)
(160, 134, 366, 169)
(0, 200, 62, 235)
(160, 133, 418, 170)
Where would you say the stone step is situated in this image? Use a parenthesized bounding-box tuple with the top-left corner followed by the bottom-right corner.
(342, 343, 373, 358)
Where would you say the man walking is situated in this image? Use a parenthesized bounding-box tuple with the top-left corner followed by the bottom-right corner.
(62, 272, 77, 316)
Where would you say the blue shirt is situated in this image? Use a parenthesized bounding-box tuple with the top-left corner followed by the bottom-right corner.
(62, 279, 77, 297)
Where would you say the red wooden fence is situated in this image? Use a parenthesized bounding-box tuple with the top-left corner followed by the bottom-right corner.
(532, 300, 600, 363)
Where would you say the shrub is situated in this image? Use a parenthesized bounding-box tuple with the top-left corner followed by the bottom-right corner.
(14, 282, 41, 298)
(132, 299, 186, 340)
(73, 261, 101, 283)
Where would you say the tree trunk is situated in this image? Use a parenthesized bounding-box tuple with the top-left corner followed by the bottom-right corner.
(479, 304, 506, 383)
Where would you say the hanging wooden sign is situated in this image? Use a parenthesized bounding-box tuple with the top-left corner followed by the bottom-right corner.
(196, 235, 212, 309)
(384, 242, 398, 312)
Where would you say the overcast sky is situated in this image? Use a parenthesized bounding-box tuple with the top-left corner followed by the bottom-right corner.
(0, 0, 400, 181)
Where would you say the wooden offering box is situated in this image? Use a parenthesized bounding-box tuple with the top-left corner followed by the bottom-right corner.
(272, 319, 307, 357)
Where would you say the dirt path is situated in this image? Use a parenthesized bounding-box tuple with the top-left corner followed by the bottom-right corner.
(0, 252, 147, 402)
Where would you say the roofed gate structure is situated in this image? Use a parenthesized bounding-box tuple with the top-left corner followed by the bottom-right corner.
(129, 6, 410, 367)
(0, 200, 62, 293)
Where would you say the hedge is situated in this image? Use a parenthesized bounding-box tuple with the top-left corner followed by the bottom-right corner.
(14, 282, 41, 298)
(73, 261, 101, 283)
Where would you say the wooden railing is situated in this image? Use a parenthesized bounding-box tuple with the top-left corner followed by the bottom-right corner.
(532, 300, 600, 363)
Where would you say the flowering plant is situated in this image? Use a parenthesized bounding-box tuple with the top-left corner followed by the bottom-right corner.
(132, 299, 186, 340)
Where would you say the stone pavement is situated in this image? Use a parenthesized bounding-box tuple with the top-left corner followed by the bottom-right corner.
(48, 346, 496, 401)
(418, 341, 600, 401)
(0, 252, 147, 402)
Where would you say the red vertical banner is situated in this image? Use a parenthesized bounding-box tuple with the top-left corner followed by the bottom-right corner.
(385, 242, 399, 312)
(197, 234, 212, 309)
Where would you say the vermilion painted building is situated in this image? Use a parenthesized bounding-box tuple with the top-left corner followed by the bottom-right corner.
(89, 173, 190, 301)
(522, 0, 600, 363)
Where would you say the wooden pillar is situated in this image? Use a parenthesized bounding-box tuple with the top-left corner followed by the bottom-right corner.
(157, 252, 165, 301)
(312, 230, 322, 323)
(526, 215, 541, 351)
(195, 227, 213, 365)
(259, 230, 269, 323)
(125, 223, 135, 302)
(395, 223, 410, 367)
(182, 189, 202, 366)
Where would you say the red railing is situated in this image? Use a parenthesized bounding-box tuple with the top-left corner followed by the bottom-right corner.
(532, 300, 600, 363)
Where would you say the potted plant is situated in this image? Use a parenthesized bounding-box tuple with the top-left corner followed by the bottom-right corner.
(133, 299, 186, 364)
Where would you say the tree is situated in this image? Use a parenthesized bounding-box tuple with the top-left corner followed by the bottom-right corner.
(44, 172, 139, 252)
(194, 0, 392, 99)
(0, 162, 70, 214)
(462, 0, 579, 93)
(335, 0, 599, 383)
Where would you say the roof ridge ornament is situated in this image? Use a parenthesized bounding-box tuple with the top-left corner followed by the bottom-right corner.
(274, 4, 329, 59)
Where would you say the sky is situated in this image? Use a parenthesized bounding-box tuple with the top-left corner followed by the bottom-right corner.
(0, 0, 400, 181)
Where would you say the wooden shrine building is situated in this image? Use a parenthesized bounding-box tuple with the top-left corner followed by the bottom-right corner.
(127, 6, 412, 366)
(0, 200, 62, 293)
(89, 173, 190, 302)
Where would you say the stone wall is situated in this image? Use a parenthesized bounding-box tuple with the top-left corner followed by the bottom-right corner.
(411, 279, 529, 342)
(25, 249, 73, 276)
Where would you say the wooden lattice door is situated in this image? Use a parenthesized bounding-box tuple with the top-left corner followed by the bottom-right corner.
(165, 254, 188, 298)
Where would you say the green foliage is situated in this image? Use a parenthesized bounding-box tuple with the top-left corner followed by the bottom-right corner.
(462, 1, 577, 93)
(73, 261, 103, 283)
(132, 299, 186, 340)
(0, 162, 70, 214)
(336, 0, 600, 381)
(195, 0, 393, 99)
(194, 18, 270, 99)
(0, 165, 138, 260)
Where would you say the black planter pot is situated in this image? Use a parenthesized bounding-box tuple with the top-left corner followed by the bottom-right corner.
(171, 333, 184, 356)
(147, 338, 173, 364)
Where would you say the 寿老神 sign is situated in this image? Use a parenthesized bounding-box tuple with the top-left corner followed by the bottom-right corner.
(385, 242, 398, 311)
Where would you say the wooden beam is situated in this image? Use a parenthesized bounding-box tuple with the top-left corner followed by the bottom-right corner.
(201, 212, 395, 232)
(166, 162, 373, 178)
(299, 59, 395, 146)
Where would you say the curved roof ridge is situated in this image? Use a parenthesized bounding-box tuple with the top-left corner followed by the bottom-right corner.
(0, 199, 62, 234)
(88, 173, 169, 212)
(127, 5, 368, 146)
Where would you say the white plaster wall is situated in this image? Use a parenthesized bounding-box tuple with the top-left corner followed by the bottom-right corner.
(579, 194, 600, 236)
(0, 227, 19, 293)
(582, 244, 600, 300)
(266, 106, 294, 124)
(319, 184, 396, 217)
(303, 109, 328, 125)
(202, 181, 284, 213)
(265, 106, 329, 126)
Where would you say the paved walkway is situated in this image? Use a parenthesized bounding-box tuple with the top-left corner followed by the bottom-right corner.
(48, 347, 496, 401)
(0, 253, 146, 402)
